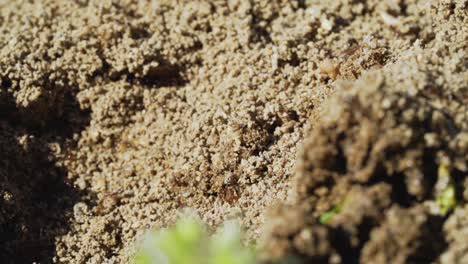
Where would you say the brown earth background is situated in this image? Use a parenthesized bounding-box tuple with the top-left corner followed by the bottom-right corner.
(0, 0, 466, 263)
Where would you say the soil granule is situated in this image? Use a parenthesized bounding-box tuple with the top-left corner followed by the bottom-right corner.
(0, 0, 466, 263)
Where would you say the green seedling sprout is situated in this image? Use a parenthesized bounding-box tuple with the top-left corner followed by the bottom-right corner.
(435, 165, 457, 215)
(135, 216, 256, 264)
(319, 202, 343, 224)
(210, 220, 257, 264)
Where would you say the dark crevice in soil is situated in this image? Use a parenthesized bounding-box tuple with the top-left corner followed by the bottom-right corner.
(1, 77, 12, 89)
(125, 64, 188, 88)
(332, 227, 359, 264)
(335, 147, 348, 175)
(410, 215, 447, 263)
(421, 150, 439, 198)
(452, 169, 466, 203)
(389, 173, 413, 208)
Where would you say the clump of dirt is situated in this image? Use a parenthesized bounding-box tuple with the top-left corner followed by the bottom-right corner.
(0, 0, 466, 263)
(261, 1, 467, 262)
(440, 205, 468, 263)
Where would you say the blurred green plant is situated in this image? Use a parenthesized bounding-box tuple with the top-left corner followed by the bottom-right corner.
(319, 202, 343, 224)
(135, 217, 257, 264)
(436, 186, 456, 214)
(435, 165, 457, 215)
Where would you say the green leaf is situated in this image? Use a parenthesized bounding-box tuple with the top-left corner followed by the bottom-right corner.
(435, 165, 457, 215)
(135, 217, 256, 264)
(436, 184, 456, 214)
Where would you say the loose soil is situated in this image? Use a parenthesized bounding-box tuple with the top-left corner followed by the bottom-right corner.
(0, 1, 466, 264)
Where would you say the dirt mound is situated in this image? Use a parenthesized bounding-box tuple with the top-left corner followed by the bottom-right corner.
(0, 0, 466, 263)
(262, 69, 467, 263)
(261, 1, 467, 262)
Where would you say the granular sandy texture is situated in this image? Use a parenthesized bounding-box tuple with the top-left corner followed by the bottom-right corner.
(0, 0, 466, 263)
